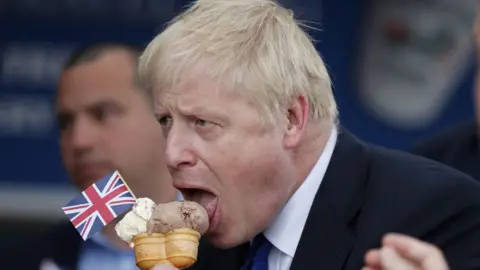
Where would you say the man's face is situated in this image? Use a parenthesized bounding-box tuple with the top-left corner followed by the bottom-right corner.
(155, 77, 296, 248)
(57, 50, 172, 201)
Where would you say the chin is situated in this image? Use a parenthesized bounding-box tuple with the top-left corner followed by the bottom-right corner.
(73, 171, 110, 189)
(208, 237, 239, 249)
(207, 230, 245, 249)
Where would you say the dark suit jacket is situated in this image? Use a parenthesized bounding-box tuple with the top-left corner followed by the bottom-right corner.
(411, 121, 480, 181)
(5, 130, 480, 270)
(2, 222, 82, 270)
(190, 129, 480, 270)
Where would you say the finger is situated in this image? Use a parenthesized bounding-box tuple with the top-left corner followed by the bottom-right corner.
(151, 264, 179, 270)
(383, 233, 433, 260)
(364, 249, 382, 268)
(380, 246, 417, 270)
(383, 233, 448, 270)
(422, 253, 449, 270)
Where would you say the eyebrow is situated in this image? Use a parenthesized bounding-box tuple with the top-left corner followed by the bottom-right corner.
(155, 103, 229, 122)
(57, 99, 123, 117)
(184, 105, 220, 115)
(87, 100, 123, 111)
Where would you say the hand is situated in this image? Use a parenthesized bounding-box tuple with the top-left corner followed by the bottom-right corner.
(363, 233, 449, 270)
(151, 264, 179, 270)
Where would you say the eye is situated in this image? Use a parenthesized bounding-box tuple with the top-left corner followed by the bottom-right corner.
(93, 107, 116, 122)
(158, 115, 173, 127)
(90, 102, 124, 123)
(57, 113, 74, 131)
(194, 119, 212, 127)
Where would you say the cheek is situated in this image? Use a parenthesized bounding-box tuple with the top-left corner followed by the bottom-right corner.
(102, 124, 140, 159)
(223, 146, 287, 235)
(218, 138, 284, 199)
(59, 138, 69, 156)
(60, 137, 74, 165)
(61, 151, 74, 173)
(196, 128, 285, 195)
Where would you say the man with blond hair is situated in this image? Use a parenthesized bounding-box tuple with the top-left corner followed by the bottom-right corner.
(139, 0, 480, 269)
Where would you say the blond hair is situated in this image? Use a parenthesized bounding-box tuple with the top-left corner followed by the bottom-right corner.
(138, 0, 337, 127)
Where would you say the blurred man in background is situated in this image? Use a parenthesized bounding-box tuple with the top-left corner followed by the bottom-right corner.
(4, 43, 178, 270)
(411, 11, 480, 181)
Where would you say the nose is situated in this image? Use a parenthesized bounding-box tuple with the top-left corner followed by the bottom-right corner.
(165, 129, 197, 169)
(69, 117, 98, 155)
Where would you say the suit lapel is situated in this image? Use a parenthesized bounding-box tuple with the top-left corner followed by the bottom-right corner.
(291, 129, 370, 270)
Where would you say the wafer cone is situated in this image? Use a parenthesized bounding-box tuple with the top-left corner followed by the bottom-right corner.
(132, 233, 171, 270)
(165, 228, 201, 269)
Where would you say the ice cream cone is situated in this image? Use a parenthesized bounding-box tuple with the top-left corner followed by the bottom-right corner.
(165, 228, 201, 269)
(132, 233, 171, 270)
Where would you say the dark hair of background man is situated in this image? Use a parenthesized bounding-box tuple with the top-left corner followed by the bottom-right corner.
(63, 42, 143, 71)
(60, 42, 152, 101)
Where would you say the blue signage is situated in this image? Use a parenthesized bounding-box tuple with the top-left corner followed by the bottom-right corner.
(0, 0, 476, 187)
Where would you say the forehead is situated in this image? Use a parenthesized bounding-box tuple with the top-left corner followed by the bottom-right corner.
(57, 50, 136, 109)
(155, 77, 240, 112)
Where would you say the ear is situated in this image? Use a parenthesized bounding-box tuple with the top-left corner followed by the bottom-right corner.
(283, 95, 309, 149)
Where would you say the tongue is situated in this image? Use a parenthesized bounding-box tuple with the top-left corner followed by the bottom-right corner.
(193, 192, 217, 220)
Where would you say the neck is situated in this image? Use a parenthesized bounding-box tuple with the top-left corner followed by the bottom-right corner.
(292, 121, 333, 191)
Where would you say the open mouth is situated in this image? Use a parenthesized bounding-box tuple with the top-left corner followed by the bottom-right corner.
(179, 188, 219, 233)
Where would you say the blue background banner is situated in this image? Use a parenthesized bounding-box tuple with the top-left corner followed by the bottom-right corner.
(0, 0, 476, 187)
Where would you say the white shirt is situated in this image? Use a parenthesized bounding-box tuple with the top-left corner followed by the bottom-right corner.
(263, 127, 338, 270)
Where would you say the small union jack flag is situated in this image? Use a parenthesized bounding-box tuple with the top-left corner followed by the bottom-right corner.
(62, 170, 136, 240)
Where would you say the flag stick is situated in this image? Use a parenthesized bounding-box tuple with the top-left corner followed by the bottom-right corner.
(116, 170, 137, 200)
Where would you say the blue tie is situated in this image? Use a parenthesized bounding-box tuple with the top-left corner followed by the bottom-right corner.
(242, 234, 272, 270)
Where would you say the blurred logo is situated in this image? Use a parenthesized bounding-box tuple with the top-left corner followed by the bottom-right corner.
(0, 95, 54, 137)
(1, 43, 72, 88)
(357, 0, 477, 129)
(2, 0, 175, 22)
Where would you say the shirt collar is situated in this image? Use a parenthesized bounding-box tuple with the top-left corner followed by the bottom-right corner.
(264, 127, 337, 257)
